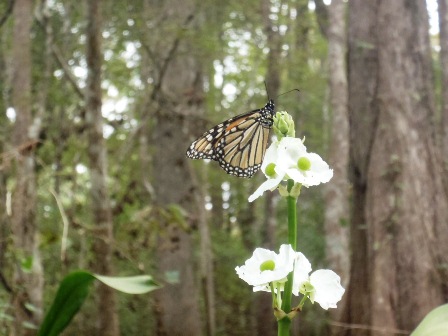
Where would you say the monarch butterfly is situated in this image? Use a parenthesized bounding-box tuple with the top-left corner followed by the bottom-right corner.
(186, 100, 275, 178)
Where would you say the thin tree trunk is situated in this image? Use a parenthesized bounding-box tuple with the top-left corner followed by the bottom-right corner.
(343, 1, 448, 335)
(254, 1, 283, 335)
(195, 164, 216, 336)
(0, 3, 8, 302)
(152, 1, 203, 335)
(85, 1, 120, 335)
(439, 0, 448, 179)
(10, 0, 44, 334)
(324, 0, 350, 323)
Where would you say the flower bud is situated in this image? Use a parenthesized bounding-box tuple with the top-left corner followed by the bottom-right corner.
(273, 111, 295, 139)
(300, 281, 316, 302)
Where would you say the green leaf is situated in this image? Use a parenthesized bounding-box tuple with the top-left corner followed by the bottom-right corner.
(37, 271, 95, 336)
(411, 304, 448, 336)
(38, 271, 159, 336)
(93, 274, 159, 294)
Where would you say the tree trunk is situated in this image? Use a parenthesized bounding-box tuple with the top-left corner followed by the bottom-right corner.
(343, 1, 448, 335)
(10, 0, 44, 334)
(439, 0, 448, 178)
(324, 0, 350, 322)
(194, 165, 216, 336)
(0, 2, 8, 306)
(152, 1, 203, 335)
(254, 2, 282, 335)
(85, 1, 120, 335)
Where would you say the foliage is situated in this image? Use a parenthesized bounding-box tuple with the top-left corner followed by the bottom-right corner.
(37, 271, 158, 336)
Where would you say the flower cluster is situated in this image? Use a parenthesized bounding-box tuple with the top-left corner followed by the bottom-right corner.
(235, 244, 345, 310)
(235, 111, 344, 326)
(248, 136, 333, 202)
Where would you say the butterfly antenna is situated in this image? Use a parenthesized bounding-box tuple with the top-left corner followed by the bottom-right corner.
(264, 81, 271, 100)
(276, 89, 300, 99)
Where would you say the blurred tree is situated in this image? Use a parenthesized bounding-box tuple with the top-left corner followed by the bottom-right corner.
(323, 0, 350, 308)
(150, 0, 203, 334)
(85, 0, 120, 334)
(9, 0, 44, 334)
(439, 0, 448, 178)
(0, 0, 8, 305)
(254, 1, 282, 335)
(343, 1, 448, 335)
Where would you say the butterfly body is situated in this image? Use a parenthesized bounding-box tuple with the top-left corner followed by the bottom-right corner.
(186, 100, 275, 178)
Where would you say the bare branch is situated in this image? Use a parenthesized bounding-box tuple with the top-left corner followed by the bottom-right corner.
(34, 9, 84, 100)
(51, 44, 84, 99)
(151, 12, 195, 100)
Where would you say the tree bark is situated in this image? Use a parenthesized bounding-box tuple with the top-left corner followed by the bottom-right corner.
(439, 0, 448, 179)
(194, 165, 216, 336)
(10, 0, 44, 334)
(343, 1, 448, 335)
(85, 1, 120, 335)
(151, 1, 203, 335)
(324, 0, 350, 316)
(0, 1, 8, 305)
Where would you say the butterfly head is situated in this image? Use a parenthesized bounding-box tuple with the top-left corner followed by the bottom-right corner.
(265, 99, 275, 114)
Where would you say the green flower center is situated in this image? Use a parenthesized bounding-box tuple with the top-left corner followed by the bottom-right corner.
(260, 260, 276, 271)
(265, 163, 277, 177)
(297, 157, 311, 171)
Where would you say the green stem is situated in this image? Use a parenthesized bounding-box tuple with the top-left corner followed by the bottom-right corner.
(278, 180, 298, 336)
(270, 282, 276, 307)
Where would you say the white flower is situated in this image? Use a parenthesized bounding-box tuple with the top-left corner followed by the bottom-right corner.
(248, 137, 333, 202)
(292, 252, 312, 294)
(237, 247, 345, 310)
(235, 244, 295, 287)
(292, 253, 345, 310)
(308, 270, 345, 310)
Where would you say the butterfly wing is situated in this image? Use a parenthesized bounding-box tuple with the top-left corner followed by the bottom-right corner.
(186, 121, 227, 160)
(215, 112, 271, 177)
(186, 100, 275, 178)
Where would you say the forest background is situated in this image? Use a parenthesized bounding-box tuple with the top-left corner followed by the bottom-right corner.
(1, 0, 448, 335)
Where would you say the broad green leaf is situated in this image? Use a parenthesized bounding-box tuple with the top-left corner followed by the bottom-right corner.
(38, 271, 159, 336)
(37, 271, 95, 336)
(93, 274, 159, 294)
(411, 304, 448, 336)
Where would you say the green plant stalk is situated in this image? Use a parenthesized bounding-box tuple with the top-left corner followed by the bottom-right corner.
(278, 180, 298, 336)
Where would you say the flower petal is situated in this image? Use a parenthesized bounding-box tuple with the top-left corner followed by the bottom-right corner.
(292, 252, 312, 296)
(235, 245, 296, 286)
(286, 152, 333, 187)
(248, 175, 283, 202)
(309, 269, 345, 309)
(276, 137, 307, 169)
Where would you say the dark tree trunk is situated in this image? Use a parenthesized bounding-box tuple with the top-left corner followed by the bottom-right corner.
(343, 1, 448, 335)
(85, 1, 120, 335)
(10, 0, 44, 334)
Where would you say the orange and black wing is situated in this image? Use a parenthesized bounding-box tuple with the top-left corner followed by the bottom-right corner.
(186, 100, 275, 178)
